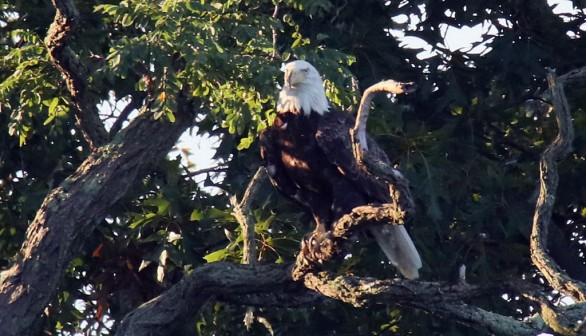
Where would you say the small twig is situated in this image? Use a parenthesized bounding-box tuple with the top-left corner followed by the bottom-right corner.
(530, 68, 586, 301)
(348, 75, 360, 114)
(182, 165, 228, 178)
(109, 93, 146, 138)
(458, 264, 467, 285)
(352, 80, 416, 161)
(271, 1, 281, 59)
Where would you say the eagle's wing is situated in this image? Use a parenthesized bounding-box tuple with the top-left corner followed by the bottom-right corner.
(314, 110, 392, 203)
(259, 123, 331, 233)
(315, 109, 422, 279)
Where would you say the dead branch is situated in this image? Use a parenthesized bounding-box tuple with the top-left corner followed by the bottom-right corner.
(231, 167, 267, 265)
(116, 263, 304, 336)
(271, 1, 281, 59)
(352, 80, 416, 155)
(182, 165, 229, 178)
(559, 65, 586, 86)
(230, 167, 268, 329)
(45, 0, 108, 151)
(523, 292, 585, 335)
(530, 69, 586, 302)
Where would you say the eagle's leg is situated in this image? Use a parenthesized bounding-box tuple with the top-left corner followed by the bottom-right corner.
(299, 213, 339, 264)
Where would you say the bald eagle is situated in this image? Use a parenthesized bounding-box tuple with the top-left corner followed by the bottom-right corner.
(259, 60, 422, 279)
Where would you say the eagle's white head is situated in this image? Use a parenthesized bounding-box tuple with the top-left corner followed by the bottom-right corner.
(277, 60, 329, 115)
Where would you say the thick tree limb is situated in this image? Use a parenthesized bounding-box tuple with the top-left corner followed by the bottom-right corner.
(292, 204, 411, 277)
(530, 69, 586, 302)
(115, 261, 543, 336)
(288, 204, 541, 335)
(115, 263, 312, 335)
(0, 94, 195, 336)
(45, 0, 108, 150)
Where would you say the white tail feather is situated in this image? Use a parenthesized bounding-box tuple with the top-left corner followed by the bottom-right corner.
(369, 225, 422, 279)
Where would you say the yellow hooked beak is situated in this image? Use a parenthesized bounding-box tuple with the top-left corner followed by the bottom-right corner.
(284, 69, 293, 88)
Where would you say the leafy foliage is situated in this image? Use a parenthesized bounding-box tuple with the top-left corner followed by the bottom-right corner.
(1, 0, 586, 334)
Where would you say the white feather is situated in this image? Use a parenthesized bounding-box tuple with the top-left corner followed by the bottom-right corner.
(277, 60, 329, 115)
(370, 225, 422, 279)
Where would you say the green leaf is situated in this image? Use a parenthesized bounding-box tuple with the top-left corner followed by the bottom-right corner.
(190, 209, 202, 221)
(203, 248, 227, 262)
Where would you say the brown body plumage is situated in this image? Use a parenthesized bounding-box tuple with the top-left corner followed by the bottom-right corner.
(259, 60, 422, 278)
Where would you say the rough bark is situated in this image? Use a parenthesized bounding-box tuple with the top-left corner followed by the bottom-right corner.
(45, 0, 108, 150)
(530, 69, 586, 303)
(116, 261, 544, 336)
(115, 263, 315, 335)
(0, 96, 195, 336)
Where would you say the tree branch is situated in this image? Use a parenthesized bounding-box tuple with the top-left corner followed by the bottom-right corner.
(559, 65, 586, 86)
(45, 0, 108, 151)
(530, 69, 586, 302)
(271, 1, 281, 59)
(230, 167, 268, 328)
(109, 93, 146, 139)
(115, 263, 306, 335)
(352, 80, 416, 153)
(292, 203, 412, 277)
(115, 261, 543, 336)
(0, 93, 195, 336)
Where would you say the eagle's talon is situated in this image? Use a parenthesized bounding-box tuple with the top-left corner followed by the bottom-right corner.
(300, 231, 337, 265)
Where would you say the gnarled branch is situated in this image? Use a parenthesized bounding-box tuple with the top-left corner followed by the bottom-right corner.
(530, 69, 586, 302)
(45, 0, 108, 150)
(115, 261, 544, 336)
(352, 80, 416, 154)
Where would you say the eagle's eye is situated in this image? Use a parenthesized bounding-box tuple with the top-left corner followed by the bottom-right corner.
(301, 68, 309, 73)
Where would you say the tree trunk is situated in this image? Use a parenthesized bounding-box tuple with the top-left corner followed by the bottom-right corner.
(0, 97, 195, 336)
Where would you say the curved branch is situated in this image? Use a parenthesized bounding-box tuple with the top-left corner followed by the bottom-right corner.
(115, 261, 542, 336)
(292, 203, 411, 278)
(116, 263, 307, 335)
(530, 69, 586, 302)
(271, 1, 281, 59)
(45, 0, 108, 150)
(352, 80, 416, 152)
(0, 93, 195, 335)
